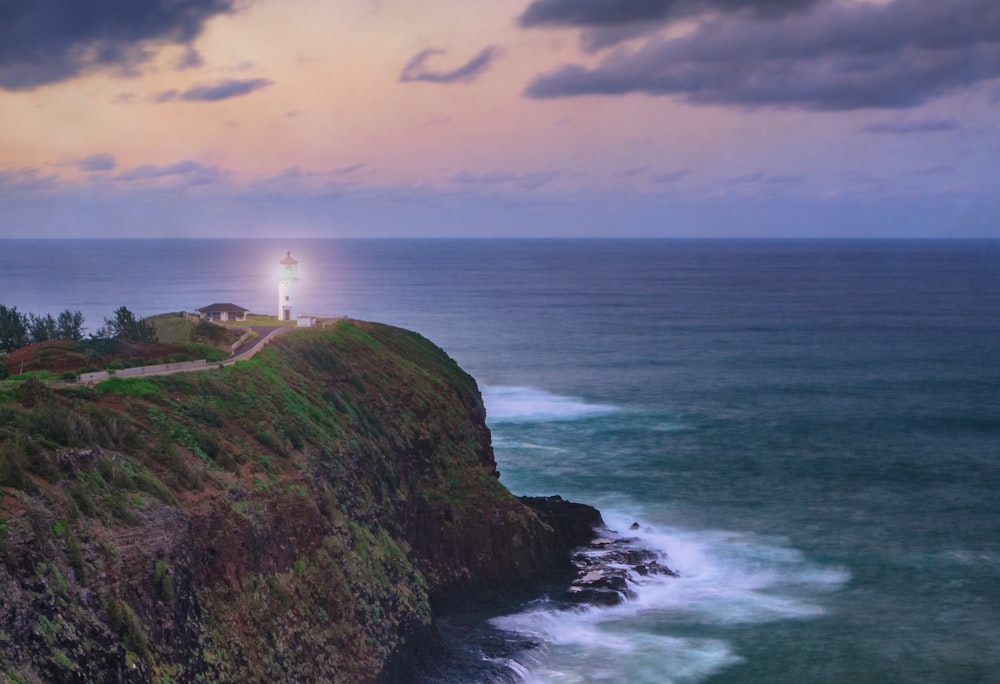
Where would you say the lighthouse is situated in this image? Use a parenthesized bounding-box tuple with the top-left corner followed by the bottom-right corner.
(278, 251, 299, 321)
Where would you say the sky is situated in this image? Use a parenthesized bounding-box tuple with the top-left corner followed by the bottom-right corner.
(0, 0, 998, 238)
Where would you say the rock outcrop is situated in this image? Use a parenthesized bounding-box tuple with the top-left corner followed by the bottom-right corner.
(0, 320, 602, 682)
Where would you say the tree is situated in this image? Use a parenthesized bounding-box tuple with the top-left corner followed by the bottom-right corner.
(0, 304, 28, 353)
(96, 306, 157, 343)
(27, 313, 57, 343)
(56, 310, 86, 341)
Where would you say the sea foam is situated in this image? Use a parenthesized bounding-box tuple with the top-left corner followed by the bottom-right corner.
(482, 386, 619, 423)
(491, 511, 849, 683)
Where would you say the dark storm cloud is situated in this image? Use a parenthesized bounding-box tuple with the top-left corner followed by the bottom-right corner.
(77, 153, 117, 172)
(0, 0, 236, 91)
(523, 0, 1000, 110)
(518, 0, 822, 28)
(521, 0, 825, 51)
(399, 47, 498, 84)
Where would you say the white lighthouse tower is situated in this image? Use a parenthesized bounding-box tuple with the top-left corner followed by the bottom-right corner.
(278, 251, 299, 321)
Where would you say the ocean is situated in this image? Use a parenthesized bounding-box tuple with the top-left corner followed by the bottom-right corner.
(2, 238, 999, 682)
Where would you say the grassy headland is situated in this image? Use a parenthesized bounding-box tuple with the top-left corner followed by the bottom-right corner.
(0, 320, 575, 682)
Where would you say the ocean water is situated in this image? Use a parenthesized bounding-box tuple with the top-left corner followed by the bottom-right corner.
(2, 238, 1000, 682)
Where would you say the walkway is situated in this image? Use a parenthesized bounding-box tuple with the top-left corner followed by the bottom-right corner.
(78, 326, 297, 385)
(228, 326, 295, 361)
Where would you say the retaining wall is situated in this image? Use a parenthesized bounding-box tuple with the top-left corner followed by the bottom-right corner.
(81, 359, 208, 384)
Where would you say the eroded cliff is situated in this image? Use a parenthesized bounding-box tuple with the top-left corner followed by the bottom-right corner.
(0, 320, 593, 682)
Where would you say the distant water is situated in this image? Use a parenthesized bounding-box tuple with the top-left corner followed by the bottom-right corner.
(2, 239, 1000, 682)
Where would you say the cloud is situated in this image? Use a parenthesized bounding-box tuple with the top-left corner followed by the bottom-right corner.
(451, 170, 519, 185)
(652, 169, 687, 183)
(115, 160, 219, 184)
(176, 47, 203, 70)
(908, 165, 954, 176)
(78, 154, 117, 172)
(0, 168, 58, 196)
(451, 169, 561, 190)
(617, 166, 649, 178)
(523, 0, 1000, 110)
(860, 118, 962, 134)
(333, 163, 364, 175)
(159, 78, 274, 102)
(399, 47, 498, 84)
(519, 0, 824, 50)
(518, 0, 822, 28)
(0, 0, 236, 91)
(152, 89, 180, 103)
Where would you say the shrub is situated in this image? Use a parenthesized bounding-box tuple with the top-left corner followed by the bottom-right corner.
(193, 319, 228, 345)
(104, 598, 151, 662)
(0, 439, 32, 491)
(153, 560, 175, 608)
(68, 481, 98, 517)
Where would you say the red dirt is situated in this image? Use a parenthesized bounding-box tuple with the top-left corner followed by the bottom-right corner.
(6, 340, 203, 375)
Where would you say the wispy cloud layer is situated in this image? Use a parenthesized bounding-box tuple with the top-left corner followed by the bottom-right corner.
(115, 160, 219, 185)
(154, 78, 274, 102)
(77, 154, 117, 172)
(0, 0, 235, 90)
(860, 118, 962, 134)
(523, 0, 1000, 110)
(451, 169, 561, 190)
(399, 47, 499, 84)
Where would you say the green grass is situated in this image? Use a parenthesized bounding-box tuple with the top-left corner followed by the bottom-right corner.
(95, 377, 160, 398)
(149, 314, 196, 344)
(1, 370, 61, 389)
(230, 315, 290, 328)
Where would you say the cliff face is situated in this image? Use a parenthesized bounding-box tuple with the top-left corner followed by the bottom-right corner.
(0, 321, 588, 682)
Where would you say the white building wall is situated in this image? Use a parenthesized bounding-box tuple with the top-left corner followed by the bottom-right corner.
(278, 279, 297, 321)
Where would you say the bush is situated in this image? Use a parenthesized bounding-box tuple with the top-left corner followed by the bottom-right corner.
(68, 481, 98, 517)
(0, 439, 32, 492)
(61, 371, 78, 382)
(152, 560, 175, 607)
(193, 319, 229, 345)
(104, 598, 151, 662)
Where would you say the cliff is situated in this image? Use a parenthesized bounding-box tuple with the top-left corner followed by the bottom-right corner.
(0, 320, 597, 682)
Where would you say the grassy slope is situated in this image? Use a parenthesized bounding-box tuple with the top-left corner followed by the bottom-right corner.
(0, 320, 559, 682)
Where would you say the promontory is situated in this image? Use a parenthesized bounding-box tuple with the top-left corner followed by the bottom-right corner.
(0, 320, 600, 682)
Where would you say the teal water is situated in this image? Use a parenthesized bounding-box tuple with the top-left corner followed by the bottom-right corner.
(2, 239, 999, 682)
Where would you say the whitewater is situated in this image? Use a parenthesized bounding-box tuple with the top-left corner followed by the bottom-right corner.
(484, 386, 850, 683)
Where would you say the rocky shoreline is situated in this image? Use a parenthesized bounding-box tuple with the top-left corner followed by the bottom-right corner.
(521, 495, 679, 609)
(403, 497, 680, 682)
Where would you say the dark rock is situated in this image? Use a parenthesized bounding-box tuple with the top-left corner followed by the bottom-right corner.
(519, 495, 604, 551)
(555, 528, 679, 609)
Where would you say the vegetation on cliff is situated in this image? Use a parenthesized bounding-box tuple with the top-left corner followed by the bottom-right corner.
(0, 320, 580, 682)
